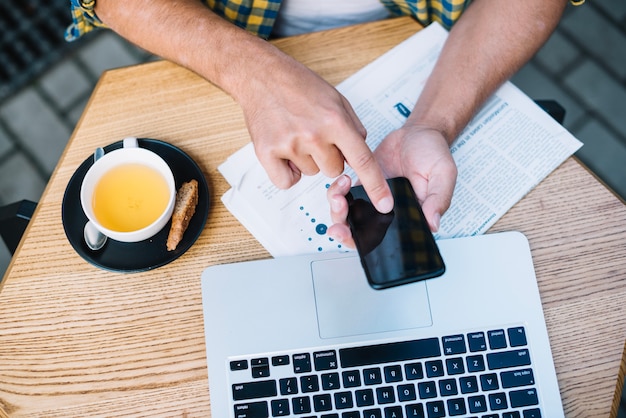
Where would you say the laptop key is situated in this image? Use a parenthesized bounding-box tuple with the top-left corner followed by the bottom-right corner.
(510, 388, 539, 408)
(292, 396, 311, 414)
(405, 403, 425, 417)
(397, 383, 417, 401)
(447, 398, 467, 416)
(270, 399, 290, 416)
(339, 338, 440, 368)
(314, 350, 338, 371)
(480, 373, 499, 391)
(384, 405, 403, 418)
(418, 381, 437, 399)
(445, 357, 465, 375)
(321, 372, 340, 390)
(300, 375, 319, 393)
(425, 360, 444, 378)
(362, 408, 382, 418)
(342, 370, 361, 388)
(438, 378, 458, 396)
(522, 408, 542, 418)
(376, 386, 396, 404)
(252, 365, 270, 378)
(272, 355, 290, 366)
(467, 331, 487, 352)
(488, 392, 508, 410)
(384, 364, 403, 382)
(293, 353, 312, 373)
(230, 359, 248, 371)
(334, 391, 354, 409)
(404, 362, 424, 380)
(467, 394, 488, 413)
(313, 393, 332, 412)
(234, 401, 269, 418)
(279, 377, 297, 395)
(487, 349, 531, 370)
(459, 375, 479, 394)
(363, 367, 383, 385)
(501, 368, 535, 388)
(251, 357, 269, 366)
(466, 354, 486, 372)
(508, 327, 528, 347)
(233, 380, 277, 401)
(355, 388, 375, 406)
(442, 334, 466, 355)
(488, 330, 507, 349)
(426, 400, 445, 418)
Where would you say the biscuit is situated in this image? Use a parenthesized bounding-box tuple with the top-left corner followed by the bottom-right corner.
(166, 179, 199, 251)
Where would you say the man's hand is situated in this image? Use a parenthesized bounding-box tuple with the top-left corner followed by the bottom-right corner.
(327, 126, 457, 247)
(239, 56, 394, 214)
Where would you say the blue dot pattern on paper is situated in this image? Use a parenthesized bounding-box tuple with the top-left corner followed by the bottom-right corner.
(300, 204, 342, 250)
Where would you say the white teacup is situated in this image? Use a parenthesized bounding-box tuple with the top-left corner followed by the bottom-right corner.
(80, 137, 176, 243)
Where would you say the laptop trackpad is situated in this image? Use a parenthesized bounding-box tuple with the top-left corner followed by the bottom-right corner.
(311, 256, 433, 339)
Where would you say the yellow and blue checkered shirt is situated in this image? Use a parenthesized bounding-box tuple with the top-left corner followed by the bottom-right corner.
(65, 0, 471, 41)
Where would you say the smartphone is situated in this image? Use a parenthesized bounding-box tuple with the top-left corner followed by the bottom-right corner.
(347, 177, 445, 289)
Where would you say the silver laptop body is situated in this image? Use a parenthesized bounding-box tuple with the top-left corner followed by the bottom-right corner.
(201, 231, 564, 417)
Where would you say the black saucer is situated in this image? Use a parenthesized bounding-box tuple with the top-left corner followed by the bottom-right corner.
(62, 138, 210, 273)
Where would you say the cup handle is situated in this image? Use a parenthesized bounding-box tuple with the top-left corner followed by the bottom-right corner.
(123, 137, 139, 148)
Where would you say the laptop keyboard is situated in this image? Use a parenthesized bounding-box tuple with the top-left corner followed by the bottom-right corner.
(228, 326, 542, 418)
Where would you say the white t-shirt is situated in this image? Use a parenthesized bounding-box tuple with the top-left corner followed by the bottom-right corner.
(272, 0, 390, 37)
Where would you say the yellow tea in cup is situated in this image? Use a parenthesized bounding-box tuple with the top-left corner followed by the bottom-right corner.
(92, 163, 170, 232)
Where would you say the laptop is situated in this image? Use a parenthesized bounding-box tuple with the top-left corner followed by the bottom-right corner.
(201, 231, 564, 417)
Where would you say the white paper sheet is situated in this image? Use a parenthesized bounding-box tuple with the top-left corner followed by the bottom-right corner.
(218, 22, 583, 257)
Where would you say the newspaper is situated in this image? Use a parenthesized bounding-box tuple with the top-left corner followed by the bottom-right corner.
(218, 22, 583, 257)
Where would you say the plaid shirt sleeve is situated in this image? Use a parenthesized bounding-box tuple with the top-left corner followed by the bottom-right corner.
(65, 0, 107, 42)
(380, 0, 585, 29)
(206, 0, 282, 39)
(379, 0, 470, 29)
(65, 0, 281, 42)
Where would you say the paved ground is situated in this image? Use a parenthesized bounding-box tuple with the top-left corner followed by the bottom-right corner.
(1, 1, 626, 410)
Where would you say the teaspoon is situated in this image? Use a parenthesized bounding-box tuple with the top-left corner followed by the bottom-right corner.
(83, 147, 107, 251)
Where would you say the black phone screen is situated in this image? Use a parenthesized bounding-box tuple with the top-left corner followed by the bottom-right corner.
(347, 177, 445, 289)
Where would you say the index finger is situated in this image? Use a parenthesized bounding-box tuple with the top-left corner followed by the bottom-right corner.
(335, 95, 393, 213)
(343, 138, 393, 214)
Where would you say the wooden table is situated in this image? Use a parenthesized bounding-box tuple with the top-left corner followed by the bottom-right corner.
(1, 17, 625, 418)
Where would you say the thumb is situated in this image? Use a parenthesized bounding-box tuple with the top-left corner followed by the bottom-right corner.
(409, 168, 457, 233)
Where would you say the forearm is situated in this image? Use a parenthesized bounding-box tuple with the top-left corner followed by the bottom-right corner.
(407, 0, 568, 144)
(94, 0, 290, 103)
